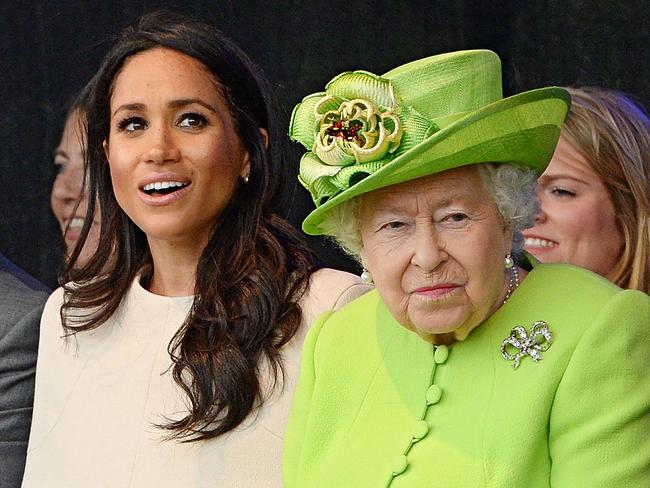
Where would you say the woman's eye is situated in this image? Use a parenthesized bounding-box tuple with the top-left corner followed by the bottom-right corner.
(446, 212, 468, 222)
(379, 221, 405, 232)
(550, 187, 575, 198)
(54, 161, 68, 175)
(117, 117, 147, 132)
(178, 113, 207, 128)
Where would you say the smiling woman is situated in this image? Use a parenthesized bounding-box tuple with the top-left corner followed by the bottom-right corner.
(104, 47, 252, 295)
(22, 11, 369, 488)
(51, 101, 100, 268)
(524, 87, 650, 292)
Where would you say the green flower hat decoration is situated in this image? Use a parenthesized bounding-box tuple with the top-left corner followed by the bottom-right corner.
(290, 70, 438, 206)
(290, 50, 571, 236)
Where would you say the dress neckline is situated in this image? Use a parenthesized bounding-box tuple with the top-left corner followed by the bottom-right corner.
(131, 274, 195, 307)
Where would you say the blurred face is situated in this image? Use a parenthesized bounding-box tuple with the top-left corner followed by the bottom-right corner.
(104, 47, 249, 249)
(51, 110, 101, 267)
(523, 136, 623, 277)
(359, 165, 512, 343)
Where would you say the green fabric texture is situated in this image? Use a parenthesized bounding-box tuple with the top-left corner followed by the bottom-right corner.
(283, 264, 650, 487)
(289, 50, 570, 235)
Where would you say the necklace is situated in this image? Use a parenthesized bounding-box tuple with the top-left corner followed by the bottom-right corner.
(502, 266, 520, 306)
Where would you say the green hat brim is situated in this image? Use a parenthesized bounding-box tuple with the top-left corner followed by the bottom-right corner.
(302, 86, 570, 235)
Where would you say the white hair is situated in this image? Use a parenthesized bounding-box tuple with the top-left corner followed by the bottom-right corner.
(318, 163, 539, 264)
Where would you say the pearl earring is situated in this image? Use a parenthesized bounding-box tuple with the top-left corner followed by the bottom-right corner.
(242, 173, 250, 184)
(360, 269, 373, 285)
(504, 254, 514, 269)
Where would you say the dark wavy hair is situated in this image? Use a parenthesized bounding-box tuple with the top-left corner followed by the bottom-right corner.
(61, 11, 314, 441)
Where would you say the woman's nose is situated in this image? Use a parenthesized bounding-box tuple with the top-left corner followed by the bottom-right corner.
(534, 207, 547, 224)
(143, 126, 181, 164)
(410, 226, 448, 273)
(533, 189, 548, 224)
(52, 166, 84, 203)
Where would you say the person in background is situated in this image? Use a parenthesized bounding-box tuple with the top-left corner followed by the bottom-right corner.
(283, 51, 650, 486)
(50, 94, 101, 269)
(0, 253, 48, 488)
(524, 87, 649, 293)
(23, 11, 369, 488)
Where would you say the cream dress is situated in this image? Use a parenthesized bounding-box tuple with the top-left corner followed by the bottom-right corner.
(22, 268, 371, 487)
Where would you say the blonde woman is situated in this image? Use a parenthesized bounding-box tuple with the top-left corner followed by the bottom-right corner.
(524, 87, 650, 293)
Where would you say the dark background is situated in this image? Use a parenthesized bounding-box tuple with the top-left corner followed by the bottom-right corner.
(1, 0, 649, 288)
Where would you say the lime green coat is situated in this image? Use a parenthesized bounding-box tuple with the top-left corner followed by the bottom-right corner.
(284, 264, 650, 487)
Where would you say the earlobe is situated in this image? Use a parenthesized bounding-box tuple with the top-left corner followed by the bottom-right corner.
(504, 226, 514, 255)
(359, 251, 374, 285)
(359, 250, 367, 270)
(259, 128, 269, 148)
(102, 140, 109, 161)
(240, 151, 251, 180)
(239, 128, 268, 181)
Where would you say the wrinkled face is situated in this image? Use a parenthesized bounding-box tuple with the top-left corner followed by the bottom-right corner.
(359, 165, 512, 343)
(105, 47, 249, 249)
(51, 110, 101, 267)
(524, 136, 623, 277)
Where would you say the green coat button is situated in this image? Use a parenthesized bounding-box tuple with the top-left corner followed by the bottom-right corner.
(426, 384, 442, 405)
(412, 420, 429, 440)
(392, 455, 408, 475)
(434, 345, 449, 364)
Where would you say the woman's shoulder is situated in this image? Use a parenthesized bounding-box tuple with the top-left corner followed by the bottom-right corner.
(525, 262, 623, 305)
(40, 283, 96, 326)
(305, 267, 373, 311)
(38, 280, 138, 342)
(300, 268, 373, 325)
(510, 263, 650, 360)
(40, 286, 65, 325)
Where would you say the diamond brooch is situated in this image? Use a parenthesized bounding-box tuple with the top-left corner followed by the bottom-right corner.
(501, 321, 553, 369)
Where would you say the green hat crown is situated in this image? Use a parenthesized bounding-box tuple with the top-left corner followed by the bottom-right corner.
(290, 50, 504, 206)
(290, 50, 570, 235)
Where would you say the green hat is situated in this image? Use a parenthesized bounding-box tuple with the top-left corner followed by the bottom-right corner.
(289, 50, 570, 235)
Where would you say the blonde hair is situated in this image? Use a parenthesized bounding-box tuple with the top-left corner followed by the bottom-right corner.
(562, 87, 650, 293)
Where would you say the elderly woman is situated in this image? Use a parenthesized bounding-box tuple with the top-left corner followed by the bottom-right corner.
(524, 87, 650, 293)
(283, 51, 650, 487)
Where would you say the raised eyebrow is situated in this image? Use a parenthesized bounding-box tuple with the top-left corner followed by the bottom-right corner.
(168, 98, 218, 114)
(111, 103, 146, 117)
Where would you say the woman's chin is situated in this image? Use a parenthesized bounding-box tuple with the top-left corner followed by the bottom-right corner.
(404, 303, 488, 344)
(407, 319, 464, 343)
(524, 245, 558, 263)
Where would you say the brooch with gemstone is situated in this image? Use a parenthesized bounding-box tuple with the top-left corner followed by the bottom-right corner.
(501, 321, 553, 369)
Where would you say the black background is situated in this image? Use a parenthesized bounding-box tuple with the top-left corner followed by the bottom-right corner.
(1, 0, 649, 287)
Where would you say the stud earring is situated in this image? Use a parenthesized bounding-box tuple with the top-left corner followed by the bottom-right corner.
(504, 254, 514, 269)
(242, 173, 250, 184)
(360, 268, 373, 285)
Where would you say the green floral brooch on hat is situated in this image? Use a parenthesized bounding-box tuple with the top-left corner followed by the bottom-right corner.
(290, 51, 570, 236)
(289, 70, 438, 206)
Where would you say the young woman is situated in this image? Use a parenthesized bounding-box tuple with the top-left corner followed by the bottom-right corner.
(524, 87, 650, 293)
(23, 12, 369, 487)
(51, 97, 101, 268)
